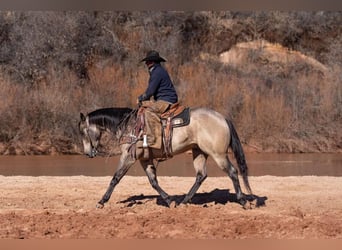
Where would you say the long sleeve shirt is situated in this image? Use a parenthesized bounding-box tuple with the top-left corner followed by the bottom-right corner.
(139, 63, 178, 103)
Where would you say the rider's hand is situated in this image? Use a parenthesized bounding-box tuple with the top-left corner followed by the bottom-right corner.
(138, 94, 144, 102)
(137, 97, 143, 107)
(137, 94, 146, 107)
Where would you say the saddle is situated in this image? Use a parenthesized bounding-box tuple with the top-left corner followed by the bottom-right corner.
(160, 102, 190, 127)
(133, 103, 190, 158)
(161, 104, 190, 157)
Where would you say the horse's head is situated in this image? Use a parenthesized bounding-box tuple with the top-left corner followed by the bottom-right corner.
(78, 107, 135, 157)
(79, 113, 102, 158)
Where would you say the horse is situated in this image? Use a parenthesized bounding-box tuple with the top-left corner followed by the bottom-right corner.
(79, 106, 254, 209)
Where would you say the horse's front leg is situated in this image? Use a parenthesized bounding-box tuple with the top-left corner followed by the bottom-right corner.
(140, 159, 172, 207)
(97, 149, 135, 208)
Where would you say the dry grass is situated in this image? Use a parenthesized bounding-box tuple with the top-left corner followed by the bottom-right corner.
(1, 48, 341, 154)
(0, 11, 341, 154)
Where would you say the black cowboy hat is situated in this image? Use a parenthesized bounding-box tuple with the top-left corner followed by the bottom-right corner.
(140, 50, 166, 63)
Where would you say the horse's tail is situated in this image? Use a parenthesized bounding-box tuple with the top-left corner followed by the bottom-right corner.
(226, 118, 253, 194)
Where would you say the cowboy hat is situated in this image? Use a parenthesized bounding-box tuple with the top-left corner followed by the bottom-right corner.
(140, 50, 166, 63)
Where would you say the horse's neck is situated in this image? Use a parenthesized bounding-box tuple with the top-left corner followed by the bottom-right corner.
(116, 115, 138, 141)
(90, 111, 136, 140)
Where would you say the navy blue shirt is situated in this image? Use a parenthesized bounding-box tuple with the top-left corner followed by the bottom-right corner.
(140, 63, 178, 103)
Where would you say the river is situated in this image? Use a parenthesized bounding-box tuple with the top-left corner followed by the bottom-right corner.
(0, 153, 341, 177)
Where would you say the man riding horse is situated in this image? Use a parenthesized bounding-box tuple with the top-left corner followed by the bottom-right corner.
(79, 51, 255, 208)
(138, 50, 179, 149)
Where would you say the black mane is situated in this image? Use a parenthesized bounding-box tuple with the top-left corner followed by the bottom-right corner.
(87, 107, 133, 132)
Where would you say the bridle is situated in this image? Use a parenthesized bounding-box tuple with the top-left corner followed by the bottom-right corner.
(84, 126, 99, 158)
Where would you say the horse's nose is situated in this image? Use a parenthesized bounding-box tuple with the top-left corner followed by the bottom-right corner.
(87, 148, 97, 158)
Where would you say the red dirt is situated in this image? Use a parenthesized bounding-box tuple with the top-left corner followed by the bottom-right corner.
(0, 175, 341, 239)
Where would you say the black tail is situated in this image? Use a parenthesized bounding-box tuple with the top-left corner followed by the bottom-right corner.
(226, 119, 252, 194)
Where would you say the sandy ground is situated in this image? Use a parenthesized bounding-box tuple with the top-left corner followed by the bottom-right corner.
(0, 175, 341, 239)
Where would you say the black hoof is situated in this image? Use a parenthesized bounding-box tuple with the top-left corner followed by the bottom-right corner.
(181, 199, 190, 205)
(162, 197, 174, 207)
(238, 197, 247, 207)
(96, 201, 104, 209)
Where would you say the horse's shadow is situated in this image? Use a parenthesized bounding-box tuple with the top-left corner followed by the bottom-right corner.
(119, 189, 267, 208)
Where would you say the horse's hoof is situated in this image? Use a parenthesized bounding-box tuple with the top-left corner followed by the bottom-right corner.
(238, 198, 248, 209)
(177, 201, 190, 207)
(163, 197, 173, 207)
(96, 203, 104, 209)
(169, 200, 177, 208)
(241, 201, 254, 210)
(248, 200, 257, 209)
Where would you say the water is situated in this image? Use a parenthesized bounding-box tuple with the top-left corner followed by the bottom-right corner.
(0, 153, 341, 177)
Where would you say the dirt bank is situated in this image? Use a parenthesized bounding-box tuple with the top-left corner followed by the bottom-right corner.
(0, 175, 341, 239)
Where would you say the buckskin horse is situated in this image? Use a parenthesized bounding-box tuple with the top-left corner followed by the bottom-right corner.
(79, 106, 254, 208)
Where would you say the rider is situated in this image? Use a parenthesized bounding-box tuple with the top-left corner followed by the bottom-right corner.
(138, 50, 178, 148)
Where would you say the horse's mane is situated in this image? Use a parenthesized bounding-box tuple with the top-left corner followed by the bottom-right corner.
(87, 107, 133, 132)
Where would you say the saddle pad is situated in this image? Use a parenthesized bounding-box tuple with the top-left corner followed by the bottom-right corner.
(161, 107, 190, 128)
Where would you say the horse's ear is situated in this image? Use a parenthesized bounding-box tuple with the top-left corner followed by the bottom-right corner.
(80, 113, 86, 121)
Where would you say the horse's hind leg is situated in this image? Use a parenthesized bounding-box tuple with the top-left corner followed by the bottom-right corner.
(212, 154, 247, 206)
(182, 148, 208, 204)
(140, 159, 172, 206)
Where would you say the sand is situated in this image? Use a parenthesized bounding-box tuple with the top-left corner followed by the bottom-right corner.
(0, 175, 341, 239)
